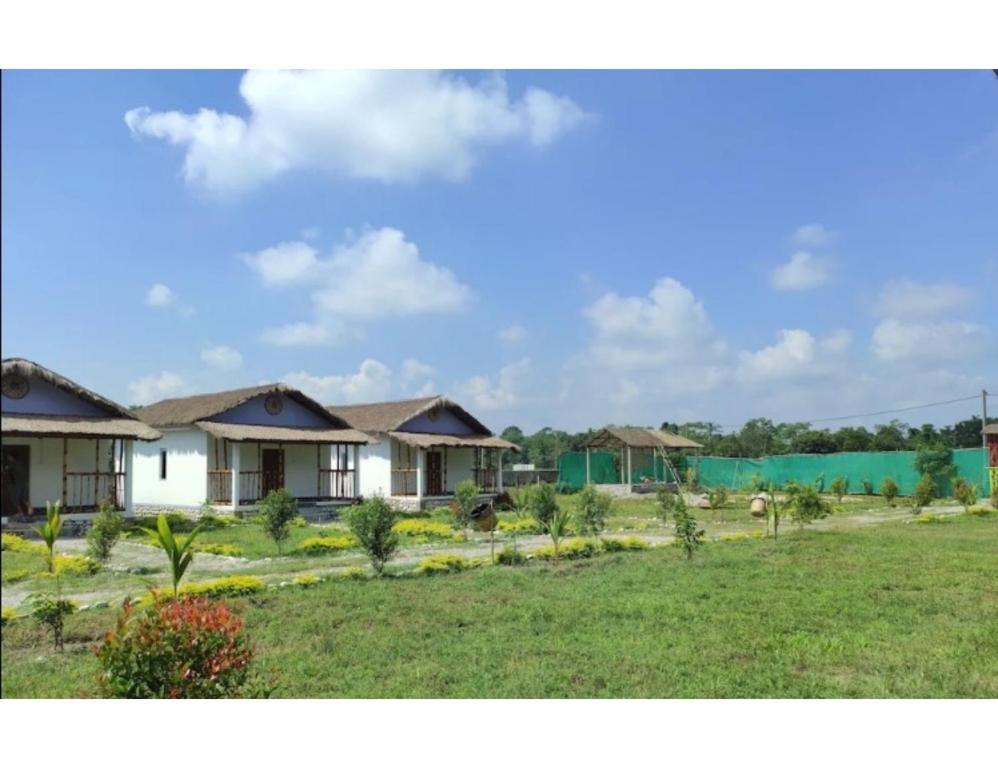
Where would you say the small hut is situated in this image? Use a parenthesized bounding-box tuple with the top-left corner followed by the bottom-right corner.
(580, 427, 703, 489)
(986, 423, 998, 495)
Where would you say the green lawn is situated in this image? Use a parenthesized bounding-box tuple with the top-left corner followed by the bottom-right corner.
(3, 514, 995, 698)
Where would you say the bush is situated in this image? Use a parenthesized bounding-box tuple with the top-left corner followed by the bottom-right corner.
(967, 506, 993, 517)
(337, 567, 367, 580)
(1, 532, 47, 555)
(577, 484, 613, 537)
(417, 554, 471, 575)
(453, 480, 481, 529)
(914, 445, 956, 488)
(496, 545, 526, 566)
(292, 574, 321, 588)
(861, 479, 874, 496)
(96, 596, 253, 698)
(1, 606, 15, 627)
(915, 514, 950, 525)
(193, 542, 244, 557)
(600, 536, 649, 552)
(671, 492, 705, 560)
(880, 477, 900, 506)
(786, 483, 833, 527)
(298, 535, 358, 555)
(392, 519, 457, 539)
(497, 517, 543, 535)
(912, 473, 936, 514)
(32, 595, 77, 650)
(86, 502, 124, 564)
(260, 488, 299, 554)
(178, 576, 265, 598)
(952, 478, 978, 512)
(345, 496, 399, 574)
(198, 514, 241, 530)
(53, 553, 101, 576)
(707, 487, 729, 510)
(527, 483, 559, 531)
(533, 538, 600, 561)
(655, 487, 681, 524)
(829, 476, 848, 502)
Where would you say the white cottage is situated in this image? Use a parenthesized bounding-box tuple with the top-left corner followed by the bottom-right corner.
(326, 395, 519, 510)
(1, 358, 161, 520)
(133, 384, 371, 514)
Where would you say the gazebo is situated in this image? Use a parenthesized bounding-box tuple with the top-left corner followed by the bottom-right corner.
(580, 427, 703, 487)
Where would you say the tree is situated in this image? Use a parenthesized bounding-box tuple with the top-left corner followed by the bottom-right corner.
(499, 426, 527, 465)
(791, 430, 839, 454)
(872, 420, 909, 451)
(453, 480, 481, 529)
(785, 483, 833, 528)
(836, 427, 873, 452)
(32, 595, 76, 651)
(345, 496, 399, 575)
(33, 501, 64, 574)
(146, 514, 202, 598)
(577, 484, 612, 538)
(671, 493, 705, 560)
(880, 477, 900, 506)
(738, 418, 779, 457)
(655, 486, 680, 525)
(914, 444, 956, 490)
(86, 501, 124, 564)
(952, 478, 978, 512)
(260, 488, 299, 554)
(546, 503, 572, 563)
(911, 474, 936, 514)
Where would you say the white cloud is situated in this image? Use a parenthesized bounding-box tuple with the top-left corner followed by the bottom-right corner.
(128, 371, 185, 405)
(498, 324, 527, 345)
(250, 228, 470, 345)
(459, 358, 531, 410)
(871, 318, 985, 363)
(737, 329, 852, 384)
(200, 345, 243, 370)
(401, 359, 436, 384)
(125, 70, 588, 195)
(770, 252, 831, 291)
(875, 279, 974, 319)
(283, 359, 393, 405)
(791, 223, 835, 248)
(145, 283, 176, 307)
(821, 329, 853, 353)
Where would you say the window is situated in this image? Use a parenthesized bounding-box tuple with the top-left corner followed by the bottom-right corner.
(159, 450, 167, 480)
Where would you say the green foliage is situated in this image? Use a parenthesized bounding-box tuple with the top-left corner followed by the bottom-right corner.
(683, 466, 698, 491)
(600, 536, 650, 552)
(880, 477, 900, 506)
(496, 517, 543, 535)
(829, 476, 848, 502)
(576, 484, 613, 537)
(1, 606, 15, 627)
(259, 488, 299, 554)
(293, 574, 321, 588)
(32, 501, 64, 573)
(671, 494, 705, 560)
(527, 483, 559, 531)
(966, 506, 993, 517)
(298, 535, 359, 555)
(707, 486, 729, 510)
(655, 487, 681, 524)
(496, 545, 527, 566)
(785, 482, 833, 527)
(193, 542, 244, 557)
(417, 554, 472, 575)
(31, 595, 76, 650)
(914, 445, 956, 488)
(911, 473, 937, 514)
(861, 479, 874, 496)
(545, 502, 572, 561)
(1, 532, 47, 556)
(748, 473, 766, 492)
(96, 597, 253, 698)
(345, 496, 399, 574)
(951, 478, 978, 512)
(53, 554, 101, 576)
(392, 519, 457, 539)
(453, 480, 481, 529)
(145, 514, 202, 598)
(179, 576, 265, 598)
(86, 502, 124, 564)
(533, 538, 600, 560)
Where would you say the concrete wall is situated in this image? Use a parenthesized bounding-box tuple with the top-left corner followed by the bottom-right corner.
(358, 438, 392, 497)
(133, 428, 207, 507)
(1, 436, 118, 508)
(2, 375, 113, 417)
(209, 393, 332, 427)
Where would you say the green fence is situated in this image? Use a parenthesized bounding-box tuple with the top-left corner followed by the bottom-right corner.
(696, 448, 987, 496)
(557, 451, 689, 490)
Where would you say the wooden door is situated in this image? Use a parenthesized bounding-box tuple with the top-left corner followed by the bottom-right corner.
(1, 445, 31, 517)
(425, 451, 443, 496)
(261, 448, 285, 497)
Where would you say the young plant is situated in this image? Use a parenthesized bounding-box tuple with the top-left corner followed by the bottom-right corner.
(576, 484, 613, 539)
(707, 486, 729, 512)
(345, 495, 399, 575)
(765, 483, 784, 539)
(911, 473, 936, 515)
(749, 473, 766, 493)
(32, 501, 64, 574)
(32, 595, 76, 651)
(861, 479, 874, 496)
(952, 478, 978, 513)
(671, 493, 705, 560)
(146, 513, 202, 598)
(683, 466, 698, 491)
(829, 476, 848, 502)
(86, 501, 124, 564)
(786, 483, 833, 528)
(259, 488, 299, 554)
(527, 483, 559, 532)
(546, 503, 572, 563)
(453, 479, 481, 529)
(880, 477, 899, 507)
(655, 487, 679, 525)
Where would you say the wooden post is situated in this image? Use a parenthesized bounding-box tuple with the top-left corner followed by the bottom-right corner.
(61, 437, 68, 508)
(443, 446, 448, 493)
(353, 443, 360, 499)
(585, 447, 591, 485)
(231, 442, 241, 512)
(317, 443, 322, 497)
(627, 446, 632, 486)
(497, 449, 504, 492)
(123, 440, 134, 516)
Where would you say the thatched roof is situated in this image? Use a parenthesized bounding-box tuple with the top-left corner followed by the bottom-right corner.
(326, 395, 492, 435)
(582, 426, 703, 450)
(1, 414, 161, 440)
(985, 423, 998, 436)
(136, 384, 351, 429)
(1, 358, 161, 440)
(196, 421, 372, 445)
(388, 431, 520, 451)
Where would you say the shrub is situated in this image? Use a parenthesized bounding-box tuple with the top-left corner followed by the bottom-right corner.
(392, 519, 456, 539)
(966, 506, 993, 517)
(453, 480, 481, 529)
(915, 514, 950, 525)
(911, 473, 936, 514)
(179, 576, 265, 598)
(655, 487, 681, 524)
(96, 596, 253, 698)
(861, 479, 874, 496)
(786, 483, 833, 528)
(749, 473, 766, 493)
(545, 502, 572, 562)
(54, 553, 101, 576)
(298, 535, 358, 555)
(1, 606, 15, 627)
(880, 477, 900, 506)
(86, 502, 124, 564)
(292, 574, 321, 588)
(952, 478, 978, 512)
(600, 536, 650, 552)
(533, 538, 600, 561)
(527, 483, 559, 531)
(32, 595, 77, 650)
(707, 486, 729, 511)
(576, 484, 613, 538)
(497, 517, 543, 535)
(32, 501, 64, 574)
(829, 476, 848, 502)
(496, 545, 526, 566)
(417, 554, 471, 575)
(345, 496, 399, 574)
(198, 513, 241, 530)
(259, 488, 299, 554)
(1, 532, 47, 555)
(337, 567, 367, 580)
(193, 542, 244, 557)
(719, 532, 750, 543)
(914, 445, 956, 488)
(671, 493, 705, 560)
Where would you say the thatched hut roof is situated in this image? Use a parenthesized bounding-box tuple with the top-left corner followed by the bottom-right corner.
(582, 426, 703, 450)
(985, 423, 998, 436)
(136, 383, 350, 429)
(195, 421, 372, 445)
(1, 358, 161, 440)
(388, 431, 520, 451)
(326, 395, 492, 436)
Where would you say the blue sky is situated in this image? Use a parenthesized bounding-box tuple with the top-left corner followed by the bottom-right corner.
(2, 70, 996, 433)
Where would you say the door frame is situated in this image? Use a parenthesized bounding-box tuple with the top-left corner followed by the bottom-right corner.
(425, 450, 443, 496)
(1, 444, 31, 517)
(261, 447, 285, 497)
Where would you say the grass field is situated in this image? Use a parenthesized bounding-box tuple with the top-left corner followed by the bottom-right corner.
(3, 513, 995, 698)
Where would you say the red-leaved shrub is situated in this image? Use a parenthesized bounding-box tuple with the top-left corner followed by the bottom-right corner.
(96, 596, 253, 698)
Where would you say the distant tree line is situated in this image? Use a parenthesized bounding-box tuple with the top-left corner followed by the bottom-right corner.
(500, 415, 994, 467)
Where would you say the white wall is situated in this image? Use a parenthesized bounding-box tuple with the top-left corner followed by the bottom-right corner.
(358, 438, 392, 497)
(2, 436, 118, 509)
(133, 428, 208, 507)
